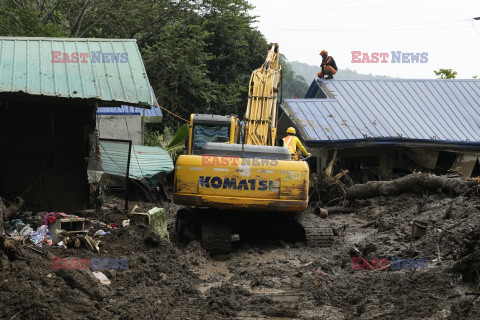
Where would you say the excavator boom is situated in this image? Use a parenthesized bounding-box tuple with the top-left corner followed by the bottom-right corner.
(244, 43, 281, 146)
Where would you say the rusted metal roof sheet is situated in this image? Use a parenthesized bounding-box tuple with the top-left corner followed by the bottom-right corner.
(0, 37, 154, 106)
(283, 79, 480, 148)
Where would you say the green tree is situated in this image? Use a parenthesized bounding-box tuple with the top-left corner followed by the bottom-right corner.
(279, 54, 309, 99)
(0, 0, 308, 130)
(199, 0, 269, 117)
(434, 69, 457, 79)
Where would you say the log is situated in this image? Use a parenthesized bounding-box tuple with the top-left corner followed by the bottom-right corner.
(346, 173, 476, 200)
(324, 206, 357, 214)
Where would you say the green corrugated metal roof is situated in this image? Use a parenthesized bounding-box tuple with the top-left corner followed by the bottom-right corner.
(99, 140, 174, 180)
(0, 37, 154, 106)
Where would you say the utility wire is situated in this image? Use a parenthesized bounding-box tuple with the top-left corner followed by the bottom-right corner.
(471, 18, 480, 35)
(156, 104, 189, 123)
(254, 0, 434, 12)
(262, 24, 472, 32)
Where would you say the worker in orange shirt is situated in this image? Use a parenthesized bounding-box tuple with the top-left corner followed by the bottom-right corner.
(317, 50, 338, 79)
(282, 127, 310, 160)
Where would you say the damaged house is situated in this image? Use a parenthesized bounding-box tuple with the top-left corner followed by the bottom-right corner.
(279, 79, 480, 179)
(96, 92, 163, 145)
(0, 37, 154, 211)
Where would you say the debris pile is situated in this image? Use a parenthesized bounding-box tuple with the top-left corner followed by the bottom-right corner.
(2, 173, 480, 319)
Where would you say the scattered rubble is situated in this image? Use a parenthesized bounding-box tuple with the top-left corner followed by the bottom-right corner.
(2, 174, 480, 319)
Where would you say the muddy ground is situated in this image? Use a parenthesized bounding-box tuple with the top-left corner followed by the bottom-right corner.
(2, 174, 480, 319)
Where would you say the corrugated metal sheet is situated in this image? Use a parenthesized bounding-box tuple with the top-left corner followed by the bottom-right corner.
(99, 140, 174, 180)
(0, 37, 154, 106)
(97, 87, 163, 119)
(97, 105, 162, 117)
(283, 79, 480, 147)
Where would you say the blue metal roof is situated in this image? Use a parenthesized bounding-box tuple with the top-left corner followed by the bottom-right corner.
(283, 79, 480, 148)
(0, 37, 154, 106)
(97, 88, 163, 119)
(97, 104, 162, 117)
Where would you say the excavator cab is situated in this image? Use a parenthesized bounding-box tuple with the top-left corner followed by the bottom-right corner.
(187, 114, 239, 155)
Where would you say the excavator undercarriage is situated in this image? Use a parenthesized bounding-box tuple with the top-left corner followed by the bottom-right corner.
(176, 208, 334, 255)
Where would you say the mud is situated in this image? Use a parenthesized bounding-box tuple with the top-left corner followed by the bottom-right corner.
(2, 176, 480, 319)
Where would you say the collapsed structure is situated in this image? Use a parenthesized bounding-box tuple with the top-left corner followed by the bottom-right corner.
(0, 37, 154, 211)
(279, 79, 480, 178)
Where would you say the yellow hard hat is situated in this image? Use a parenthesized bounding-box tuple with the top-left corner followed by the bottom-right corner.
(286, 127, 296, 135)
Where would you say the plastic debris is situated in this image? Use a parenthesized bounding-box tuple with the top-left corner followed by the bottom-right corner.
(92, 271, 111, 285)
(5, 219, 33, 238)
(16, 222, 33, 237)
(131, 206, 169, 241)
(30, 225, 49, 246)
(94, 230, 110, 237)
(46, 234, 53, 246)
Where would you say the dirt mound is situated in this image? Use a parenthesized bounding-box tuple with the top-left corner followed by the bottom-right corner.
(0, 225, 210, 320)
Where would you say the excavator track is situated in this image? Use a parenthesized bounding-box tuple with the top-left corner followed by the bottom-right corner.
(176, 208, 334, 253)
(294, 212, 335, 247)
(176, 208, 232, 255)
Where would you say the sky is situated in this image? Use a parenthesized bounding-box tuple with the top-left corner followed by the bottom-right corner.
(249, 0, 480, 79)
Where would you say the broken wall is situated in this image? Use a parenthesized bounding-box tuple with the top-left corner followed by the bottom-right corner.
(0, 96, 96, 211)
(96, 115, 143, 145)
(309, 146, 480, 181)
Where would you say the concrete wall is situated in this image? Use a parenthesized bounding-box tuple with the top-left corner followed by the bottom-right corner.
(97, 115, 143, 145)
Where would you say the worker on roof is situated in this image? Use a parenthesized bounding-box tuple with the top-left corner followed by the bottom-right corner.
(283, 127, 310, 160)
(317, 50, 338, 80)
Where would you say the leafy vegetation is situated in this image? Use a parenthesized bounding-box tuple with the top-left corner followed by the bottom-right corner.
(434, 69, 457, 79)
(144, 124, 189, 160)
(0, 0, 309, 130)
(279, 54, 309, 98)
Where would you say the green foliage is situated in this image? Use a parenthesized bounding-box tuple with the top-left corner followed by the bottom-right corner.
(473, 76, 478, 79)
(279, 54, 309, 98)
(166, 124, 189, 150)
(0, 3, 66, 37)
(434, 69, 457, 79)
(144, 124, 189, 160)
(0, 0, 308, 131)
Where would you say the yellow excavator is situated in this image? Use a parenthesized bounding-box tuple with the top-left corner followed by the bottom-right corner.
(173, 43, 333, 253)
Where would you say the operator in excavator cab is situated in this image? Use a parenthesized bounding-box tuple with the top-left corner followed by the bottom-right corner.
(282, 127, 311, 160)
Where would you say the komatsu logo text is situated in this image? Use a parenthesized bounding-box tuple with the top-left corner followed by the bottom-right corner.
(199, 176, 279, 192)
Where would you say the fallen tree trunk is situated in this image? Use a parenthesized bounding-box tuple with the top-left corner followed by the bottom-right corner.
(324, 206, 357, 214)
(346, 173, 477, 200)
